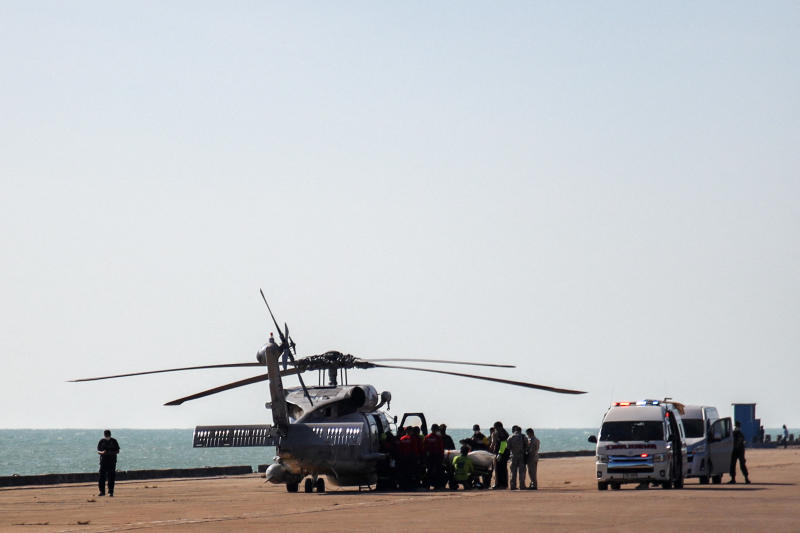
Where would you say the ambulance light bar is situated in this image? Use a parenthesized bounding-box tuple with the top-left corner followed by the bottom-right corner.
(613, 400, 660, 407)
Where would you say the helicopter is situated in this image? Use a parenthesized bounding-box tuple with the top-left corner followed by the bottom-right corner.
(72, 291, 586, 493)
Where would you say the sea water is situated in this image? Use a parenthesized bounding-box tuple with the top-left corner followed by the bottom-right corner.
(3, 427, 794, 476)
(0, 428, 595, 476)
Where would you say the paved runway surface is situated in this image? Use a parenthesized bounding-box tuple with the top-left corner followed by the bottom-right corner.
(2, 448, 798, 532)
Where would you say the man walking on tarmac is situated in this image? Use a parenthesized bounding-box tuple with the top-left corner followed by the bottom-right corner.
(526, 428, 540, 490)
(729, 421, 751, 484)
(490, 421, 510, 489)
(507, 425, 528, 490)
(97, 430, 120, 497)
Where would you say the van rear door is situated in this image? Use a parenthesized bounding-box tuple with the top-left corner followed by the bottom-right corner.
(709, 417, 733, 476)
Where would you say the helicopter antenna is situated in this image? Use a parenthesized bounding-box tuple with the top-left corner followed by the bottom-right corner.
(259, 290, 313, 406)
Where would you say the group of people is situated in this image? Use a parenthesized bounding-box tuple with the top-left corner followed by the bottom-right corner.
(378, 423, 453, 490)
(378, 421, 540, 491)
(472, 422, 541, 490)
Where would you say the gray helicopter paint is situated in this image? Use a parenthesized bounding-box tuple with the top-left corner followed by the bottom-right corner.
(193, 425, 277, 447)
(195, 341, 397, 488)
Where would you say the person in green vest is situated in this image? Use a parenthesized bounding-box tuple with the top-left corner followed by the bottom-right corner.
(452, 445, 475, 489)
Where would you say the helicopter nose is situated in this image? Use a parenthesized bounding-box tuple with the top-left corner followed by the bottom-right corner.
(265, 462, 287, 483)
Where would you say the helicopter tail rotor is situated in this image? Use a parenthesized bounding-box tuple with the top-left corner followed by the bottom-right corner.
(259, 290, 313, 406)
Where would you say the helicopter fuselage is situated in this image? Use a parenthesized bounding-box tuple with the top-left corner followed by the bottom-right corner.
(268, 408, 395, 487)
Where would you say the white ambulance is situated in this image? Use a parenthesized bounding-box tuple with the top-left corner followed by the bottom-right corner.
(682, 404, 733, 484)
(588, 400, 688, 490)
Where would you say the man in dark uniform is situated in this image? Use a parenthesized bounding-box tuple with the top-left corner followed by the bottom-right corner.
(439, 424, 456, 451)
(463, 424, 489, 451)
(491, 421, 510, 489)
(97, 429, 120, 496)
(728, 421, 750, 484)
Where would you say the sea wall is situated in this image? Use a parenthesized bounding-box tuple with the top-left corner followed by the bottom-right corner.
(2, 452, 597, 487)
(0, 465, 253, 487)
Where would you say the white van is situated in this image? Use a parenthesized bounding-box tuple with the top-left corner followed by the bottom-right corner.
(588, 400, 688, 490)
(682, 405, 732, 484)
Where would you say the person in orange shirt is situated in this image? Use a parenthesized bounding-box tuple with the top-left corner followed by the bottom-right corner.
(424, 424, 445, 489)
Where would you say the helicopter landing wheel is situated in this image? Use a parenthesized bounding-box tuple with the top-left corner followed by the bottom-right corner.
(315, 477, 325, 493)
(304, 478, 314, 493)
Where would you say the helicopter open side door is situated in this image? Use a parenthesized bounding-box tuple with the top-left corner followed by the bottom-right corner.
(398, 413, 427, 435)
(193, 425, 279, 448)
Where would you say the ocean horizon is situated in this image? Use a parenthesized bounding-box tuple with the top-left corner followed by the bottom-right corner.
(1, 427, 596, 477)
(3, 427, 795, 477)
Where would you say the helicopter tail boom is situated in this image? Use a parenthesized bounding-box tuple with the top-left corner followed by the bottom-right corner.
(193, 424, 278, 448)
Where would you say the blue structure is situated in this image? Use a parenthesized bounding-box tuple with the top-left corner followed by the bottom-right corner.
(732, 403, 761, 444)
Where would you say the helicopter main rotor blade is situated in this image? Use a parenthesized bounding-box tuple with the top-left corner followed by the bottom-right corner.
(370, 364, 586, 395)
(260, 289, 287, 345)
(285, 322, 313, 406)
(69, 362, 264, 382)
(363, 358, 515, 368)
(164, 368, 301, 406)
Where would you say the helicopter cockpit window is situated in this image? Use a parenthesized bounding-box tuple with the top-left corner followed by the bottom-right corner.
(367, 416, 379, 446)
(372, 414, 384, 435)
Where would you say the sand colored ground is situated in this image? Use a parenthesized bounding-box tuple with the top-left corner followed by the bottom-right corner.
(2, 448, 798, 532)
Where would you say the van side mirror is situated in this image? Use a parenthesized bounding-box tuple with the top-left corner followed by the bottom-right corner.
(588, 435, 597, 443)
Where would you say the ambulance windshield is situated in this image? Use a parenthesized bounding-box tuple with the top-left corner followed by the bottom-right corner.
(600, 421, 663, 442)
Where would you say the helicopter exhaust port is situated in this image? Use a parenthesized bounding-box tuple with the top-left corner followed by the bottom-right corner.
(344, 385, 381, 412)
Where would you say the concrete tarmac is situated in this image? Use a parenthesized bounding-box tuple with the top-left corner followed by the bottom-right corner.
(2, 448, 798, 532)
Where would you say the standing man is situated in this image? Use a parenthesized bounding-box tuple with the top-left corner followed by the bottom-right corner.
(728, 421, 750, 484)
(782, 425, 789, 448)
(423, 424, 445, 489)
(439, 424, 456, 451)
(507, 425, 528, 490)
(490, 421, 510, 489)
(525, 428, 540, 490)
(470, 424, 489, 450)
(396, 427, 416, 490)
(97, 430, 120, 497)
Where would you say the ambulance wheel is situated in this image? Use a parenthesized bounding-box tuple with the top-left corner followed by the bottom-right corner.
(712, 475, 722, 485)
(304, 478, 314, 493)
(315, 478, 325, 493)
(610, 483, 621, 490)
(597, 481, 608, 490)
(661, 480, 673, 489)
(287, 482, 299, 493)
(699, 476, 709, 485)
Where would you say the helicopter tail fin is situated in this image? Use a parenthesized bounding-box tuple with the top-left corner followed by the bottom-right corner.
(262, 343, 290, 434)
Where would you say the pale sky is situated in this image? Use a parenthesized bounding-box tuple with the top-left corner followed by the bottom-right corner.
(1, 2, 798, 430)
